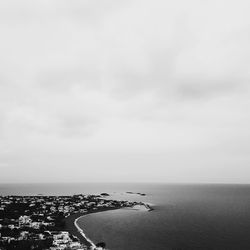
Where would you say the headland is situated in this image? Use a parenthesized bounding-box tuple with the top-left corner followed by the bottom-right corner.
(0, 193, 153, 250)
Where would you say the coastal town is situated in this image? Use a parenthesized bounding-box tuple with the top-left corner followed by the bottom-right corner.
(0, 194, 149, 250)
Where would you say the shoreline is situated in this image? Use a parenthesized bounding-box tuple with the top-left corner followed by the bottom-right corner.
(74, 216, 96, 248)
(64, 212, 92, 247)
(64, 207, 122, 248)
(64, 204, 153, 248)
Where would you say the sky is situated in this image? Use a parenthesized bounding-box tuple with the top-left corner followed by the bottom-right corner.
(0, 0, 250, 183)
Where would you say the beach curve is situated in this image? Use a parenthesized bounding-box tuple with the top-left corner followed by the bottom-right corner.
(65, 204, 154, 248)
(74, 215, 96, 248)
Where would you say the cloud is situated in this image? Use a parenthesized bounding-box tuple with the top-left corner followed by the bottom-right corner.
(0, 162, 9, 168)
(0, 0, 250, 182)
(37, 67, 101, 92)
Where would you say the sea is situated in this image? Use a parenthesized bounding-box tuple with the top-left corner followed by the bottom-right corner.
(1, 183, 250, 250)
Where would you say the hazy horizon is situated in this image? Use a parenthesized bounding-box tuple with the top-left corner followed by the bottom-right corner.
(1, 0, 250, 183)
(3, 181, 250, 184)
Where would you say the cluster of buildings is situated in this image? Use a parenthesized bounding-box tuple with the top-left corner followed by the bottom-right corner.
(0, 194, 139, 250)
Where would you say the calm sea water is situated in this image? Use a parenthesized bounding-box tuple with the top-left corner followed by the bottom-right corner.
(1, 183, 250, 250)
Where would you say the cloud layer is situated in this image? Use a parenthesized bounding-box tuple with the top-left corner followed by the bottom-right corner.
(1, 0, 250, 183)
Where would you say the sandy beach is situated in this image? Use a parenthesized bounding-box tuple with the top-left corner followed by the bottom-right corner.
(64, 208, 122, 248)
(74, 215, 96, 248)
(64, 204, 153, 248)
(64, 212, 93, 248)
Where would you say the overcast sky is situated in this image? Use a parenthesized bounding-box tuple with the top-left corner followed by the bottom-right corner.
(0, 0, 250, 183)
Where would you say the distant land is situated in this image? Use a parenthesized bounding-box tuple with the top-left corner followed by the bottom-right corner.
(126, 191, 146, 196)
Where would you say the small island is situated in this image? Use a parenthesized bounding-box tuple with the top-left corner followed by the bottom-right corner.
(100, 193, 110, 197)
(126, 192, 146, 196)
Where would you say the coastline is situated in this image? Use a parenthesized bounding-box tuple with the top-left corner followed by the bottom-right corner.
(64, 204, 153, 248)
(74, 216, 96, 248)
(64, 212, 92, 248)
(64, 208, 122, 248)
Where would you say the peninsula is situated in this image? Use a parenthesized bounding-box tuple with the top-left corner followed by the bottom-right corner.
(0, 194, 152, 250)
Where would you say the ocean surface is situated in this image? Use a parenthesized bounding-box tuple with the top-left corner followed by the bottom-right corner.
(1, 183, 250, 250)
